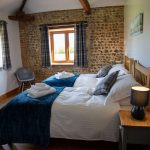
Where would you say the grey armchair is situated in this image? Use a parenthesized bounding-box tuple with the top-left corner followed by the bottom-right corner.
(15, 67, 35, 92)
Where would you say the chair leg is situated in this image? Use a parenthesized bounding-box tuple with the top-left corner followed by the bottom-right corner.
(29, 81, 32, 87)
(19, 82, 23, 92)
(22, 82, 25, 92)
(19, 85, 21, 92)
(19, 80, 35, 92)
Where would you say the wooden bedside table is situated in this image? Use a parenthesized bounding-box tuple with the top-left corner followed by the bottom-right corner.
(119, 110, 150, 150)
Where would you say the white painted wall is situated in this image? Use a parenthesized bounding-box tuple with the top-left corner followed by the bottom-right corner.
(124, 0, 150, 67)
(24, 0, 124, 14)
(0, 12, 22, 95)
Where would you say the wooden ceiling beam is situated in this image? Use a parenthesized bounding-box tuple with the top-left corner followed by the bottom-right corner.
(18, 0, 27, 12)
(79, 0, 91, 14)
(8, 0, 35, 22)
(8, 15, 35, 21)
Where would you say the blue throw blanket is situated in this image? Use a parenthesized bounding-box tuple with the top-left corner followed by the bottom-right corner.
(43, 74, 80, 87)
(0, 87, 64, 146)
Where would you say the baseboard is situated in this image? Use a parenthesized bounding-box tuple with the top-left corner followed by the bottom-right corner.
(0, 87, 19, 100)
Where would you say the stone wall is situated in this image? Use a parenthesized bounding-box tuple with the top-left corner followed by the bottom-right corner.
(19, 6, 124, 81)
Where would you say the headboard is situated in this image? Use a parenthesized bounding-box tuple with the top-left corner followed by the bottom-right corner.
(124, 56, 150, 87)
(124, 55, 134, 74)
(133, 61, 150, 87)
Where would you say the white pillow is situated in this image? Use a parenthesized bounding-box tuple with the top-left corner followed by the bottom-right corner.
(74, 76, 101, 89)
(105, 74, 140, 105)
(119, 96, 131, 106)
(108, 64, 128, 76)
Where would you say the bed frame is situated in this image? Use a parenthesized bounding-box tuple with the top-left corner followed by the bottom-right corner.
(124, 55, 150, 88)
(124, 55, 134, 74)
(133, 61, 150, 87)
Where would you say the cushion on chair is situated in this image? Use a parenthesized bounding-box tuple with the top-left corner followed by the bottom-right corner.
(16, 67, 35, 82)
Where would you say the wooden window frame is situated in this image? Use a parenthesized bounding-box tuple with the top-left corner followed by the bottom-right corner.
(49, 28, 75, 65)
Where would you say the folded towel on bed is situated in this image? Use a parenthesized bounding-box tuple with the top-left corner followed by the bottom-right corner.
(55, 71, 74, 79)
(31, 84, 50, 91)
(27, 87, 56, 98)
(35, 83, 47, 87)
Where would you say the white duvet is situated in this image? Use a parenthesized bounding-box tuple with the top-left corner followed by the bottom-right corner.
(50, 74, 120, 142)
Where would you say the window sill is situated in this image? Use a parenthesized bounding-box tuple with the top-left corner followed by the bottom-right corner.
(51, 63, 74, 66)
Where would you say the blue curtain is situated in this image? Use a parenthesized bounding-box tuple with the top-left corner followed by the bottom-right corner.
(74, 22, 88, 68)
(0, 20, 11, 70)
(40, 25, 51, 68)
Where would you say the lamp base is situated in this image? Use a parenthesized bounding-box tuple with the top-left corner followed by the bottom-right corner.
(131, 106, 145, 120)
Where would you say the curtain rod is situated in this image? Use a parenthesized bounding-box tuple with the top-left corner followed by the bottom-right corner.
(39, 21, 87, 27)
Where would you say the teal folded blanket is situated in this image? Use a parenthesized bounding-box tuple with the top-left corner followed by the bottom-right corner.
(0, 87, 64, 146)
(0, 73, 80, 146)
(43, 74, 80, 87)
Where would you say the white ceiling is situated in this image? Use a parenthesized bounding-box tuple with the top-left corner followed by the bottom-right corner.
(0, 0, 124, 15)
(0, 0, 22, 15)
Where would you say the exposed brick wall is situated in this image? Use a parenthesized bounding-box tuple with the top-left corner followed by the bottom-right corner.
(19, 6, 124, 82)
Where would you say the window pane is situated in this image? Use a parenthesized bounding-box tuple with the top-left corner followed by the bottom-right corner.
(53, 34, 66, 61)
(69, 33, 74, 61)
(0, 35, 3, 68)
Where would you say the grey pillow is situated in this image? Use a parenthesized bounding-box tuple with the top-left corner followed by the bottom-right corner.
(96, 64, 112, 78)
(93, 70, 119, 95)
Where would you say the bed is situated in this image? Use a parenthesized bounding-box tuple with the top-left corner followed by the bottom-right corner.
(50, 57, 133, 141)
(0, 56, 149, 146)
(50, 56, 150, 142)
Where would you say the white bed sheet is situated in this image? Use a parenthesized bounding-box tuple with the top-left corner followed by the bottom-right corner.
(50, 74, 120, 142)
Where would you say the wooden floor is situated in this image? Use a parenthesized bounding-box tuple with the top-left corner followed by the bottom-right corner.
(0, 140, 117, 150)
(0, 93, 18, 109)
(0, 94, 150, 150)
(0, 139, 150, 150)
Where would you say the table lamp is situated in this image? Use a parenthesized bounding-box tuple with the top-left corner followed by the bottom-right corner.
(130, 86, 150, 120)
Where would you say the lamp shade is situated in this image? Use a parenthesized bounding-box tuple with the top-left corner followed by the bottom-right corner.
(131, 86, 150, 106)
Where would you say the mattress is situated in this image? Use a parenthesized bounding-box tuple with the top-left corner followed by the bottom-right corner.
(50, 74, 120, 142)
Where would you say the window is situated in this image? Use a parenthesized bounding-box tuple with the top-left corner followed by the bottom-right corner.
(49, 27, 75, 65)
(0, 33, 3, 68)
